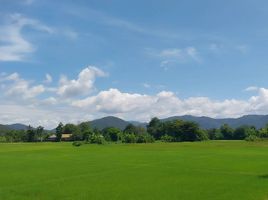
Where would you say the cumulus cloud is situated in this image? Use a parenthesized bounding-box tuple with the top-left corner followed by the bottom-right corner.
(1, 73, 45, 100)
(0, 13, 53, 61)
(3, 68, 268, 129)
(57, 66, 107, 98)
(72, 88, 154, 114)
(71, 88, 250, 122)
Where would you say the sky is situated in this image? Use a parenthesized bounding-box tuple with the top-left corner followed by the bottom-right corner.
(1, 0, 268, 128)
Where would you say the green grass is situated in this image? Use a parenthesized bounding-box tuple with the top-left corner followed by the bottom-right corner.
(1, 141, 268, 200)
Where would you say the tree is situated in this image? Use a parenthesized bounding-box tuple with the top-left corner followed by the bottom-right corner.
(147, 117, 163, 139)
(259, 124, 268, 138)
(36, 126, 44, 142)
(220, 124, 234, 140)
(124, 124, 138, 135)
(26, 125, 36, 142)
(78, 122, 93, 140)
(102, 127, 121, 141)
(136, 133, 154, 143)
(56, 122, 63, 142)
(180, 121, 201, 141)
(122, 133, 136, 143)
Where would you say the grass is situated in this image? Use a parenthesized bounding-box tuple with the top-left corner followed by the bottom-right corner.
(1, 141, 268, 200)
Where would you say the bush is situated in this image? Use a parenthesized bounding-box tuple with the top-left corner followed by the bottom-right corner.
(122, 134, 136, 143)
(0, 136, 6, 143)
(245, 135, 261, 142)
(160, 134, 174, 142)
(136, 134, 155, 143)
(72, 141, 83, 147)
(196, 130, 209, 141)
(89, 134, 105, 144)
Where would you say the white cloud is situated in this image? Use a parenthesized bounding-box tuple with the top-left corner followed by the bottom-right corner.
(3, 69, 268, 129)
(0, 13, 53, 61)
(72, 88, 154, 114)
(1, 73, 45, 100)
(57, 66, 107, 98)
(147, 47, 201, 69)
(44, 73, 53, 84)
(71, 88, 250, 122)
(245, 86, 259, 92)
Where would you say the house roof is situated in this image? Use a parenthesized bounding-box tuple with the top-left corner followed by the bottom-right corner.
(61, 134, 72, 138)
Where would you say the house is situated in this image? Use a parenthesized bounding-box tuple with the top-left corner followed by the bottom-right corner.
(46, 133, 73, 141)
(46, 134, 56, 141)
(61, 134, 72, 141)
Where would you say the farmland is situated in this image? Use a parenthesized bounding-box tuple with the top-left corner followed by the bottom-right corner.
(1, 141, 268, 200)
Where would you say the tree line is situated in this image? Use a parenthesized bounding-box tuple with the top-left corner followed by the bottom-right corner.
(1, 117, 268, 143)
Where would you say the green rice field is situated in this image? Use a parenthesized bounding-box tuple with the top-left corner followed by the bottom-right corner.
(1, 141, 268, 200)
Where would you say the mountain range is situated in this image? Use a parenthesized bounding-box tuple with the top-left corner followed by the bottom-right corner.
(1, 115, 268, 132)
(89, 115, 268, 130)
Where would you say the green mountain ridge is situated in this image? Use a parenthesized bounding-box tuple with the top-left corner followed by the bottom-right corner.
(2, 115, 268, 132)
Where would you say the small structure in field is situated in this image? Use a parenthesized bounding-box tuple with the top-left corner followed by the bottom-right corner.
(61, 134, 72, 141)
(46, 133, 72, 141)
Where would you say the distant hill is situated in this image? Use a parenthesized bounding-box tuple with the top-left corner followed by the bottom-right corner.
(0, 124, 11, 134)
(89, 116, 146, 130)
(82, 115, 268, 130)
(0, 123, 29, 134)
(89, 116, 130, 130)
(6, 123, 29, 130)
(3, 115, 268, 132)
(162, 115, 268, 129)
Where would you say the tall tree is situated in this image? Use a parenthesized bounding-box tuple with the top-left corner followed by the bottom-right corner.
(78, 122, 93, 140)
(56, 122, 63, 142)
(102, 127, 122, 141)
(147, 117, 163, 139)
(220, 124, 234, 140)
(26, 125, 36, 142)
(36, 126, 44, 142)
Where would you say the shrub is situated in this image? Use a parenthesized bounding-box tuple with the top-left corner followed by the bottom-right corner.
(160, 134, 174, 142)
(136, 134, 155, 143)
(122, 134, 136, 143)
(102, 127, 121, 142)
(196, 130, 209, 141)
(0, 136, 6, 143)
(72, 141, 83, 147)
(245, 135, 261, 142)
(89, 134, 105, 144)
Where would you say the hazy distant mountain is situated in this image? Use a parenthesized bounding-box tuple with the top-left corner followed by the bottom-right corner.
(0, 124, 10, 134)
(2, 115, 268, 132)
(0, 123, 28, 134)
(89, 116, 131, 130)
(162, 115, 268, 129)
(89, 115, 268, 130)
(6, 123, 29, 130)
(89, 116, 146, 130)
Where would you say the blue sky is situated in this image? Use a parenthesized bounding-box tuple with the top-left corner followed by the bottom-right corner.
(1, 0, 268, 128)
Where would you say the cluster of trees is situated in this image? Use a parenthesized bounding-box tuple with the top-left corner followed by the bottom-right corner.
(147, 118, 208, 142)
(1, 117, 268, 143)
(55, 122, 154, 144)
(0, 126, 48, 142)
(207, 124, 268, 141)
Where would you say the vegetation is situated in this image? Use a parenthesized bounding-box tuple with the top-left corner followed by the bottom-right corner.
(1, 117, 268, 143)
